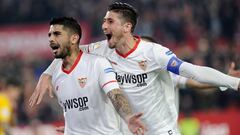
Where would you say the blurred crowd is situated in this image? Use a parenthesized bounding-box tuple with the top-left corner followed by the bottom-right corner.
(0, 0, 240, 134)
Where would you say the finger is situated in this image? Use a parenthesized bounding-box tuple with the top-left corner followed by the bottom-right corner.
(135, 128, 143, 135)
(29, 91, 39, 107)
(36, 90, 44, 105)
(138, 128, 143, 135)
(134, 112, 143, 118)
(48, 85, 54, 98)
(29, 92, 34, 104)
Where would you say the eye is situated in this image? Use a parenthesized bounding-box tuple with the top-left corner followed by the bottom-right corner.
(109, 20, 113, 24)
(53, 31, 61, 36)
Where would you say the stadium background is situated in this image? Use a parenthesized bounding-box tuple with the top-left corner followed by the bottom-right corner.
(0, 0, 240, 134)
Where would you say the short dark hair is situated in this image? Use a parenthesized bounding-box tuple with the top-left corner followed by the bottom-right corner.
(50, 17, 82, 43)
(108, 2, 138, 33)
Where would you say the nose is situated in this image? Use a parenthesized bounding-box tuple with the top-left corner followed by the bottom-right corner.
(48, 34, 55, 44)
(102, 21, 108, 31)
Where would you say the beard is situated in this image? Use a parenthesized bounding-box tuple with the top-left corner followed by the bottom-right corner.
(55, 47, 71, 59)
(53, 41, 71, 59)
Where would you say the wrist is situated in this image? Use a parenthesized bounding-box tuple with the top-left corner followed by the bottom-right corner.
(124, 115, 132, 123)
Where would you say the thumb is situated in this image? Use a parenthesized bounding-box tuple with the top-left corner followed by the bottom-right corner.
(133, 112, 143, 118)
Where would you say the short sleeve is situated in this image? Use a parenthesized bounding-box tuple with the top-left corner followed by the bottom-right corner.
(43, 59, 62, 75)
(81, 40, 110, 57)
(153, 45, 183, 75)
(96, 57, 120, 94)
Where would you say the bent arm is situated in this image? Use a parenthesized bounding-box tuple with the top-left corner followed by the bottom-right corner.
(107, 89, 133, 121)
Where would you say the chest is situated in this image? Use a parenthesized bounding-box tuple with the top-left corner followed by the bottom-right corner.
(52, 64, 100, 101)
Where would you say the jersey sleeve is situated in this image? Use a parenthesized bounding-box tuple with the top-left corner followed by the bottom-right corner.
(80, 40, 109, 57)
(96, 57, 120, 94)
(152, 44, 183, 75)
(171, 73, 187, 89)
(43, 59, 62, 76)
(179, 62, 240, 90)
(79, 44, 90, 53)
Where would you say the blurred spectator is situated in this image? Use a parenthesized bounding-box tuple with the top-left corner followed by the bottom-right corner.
(0, 79, 21, 135)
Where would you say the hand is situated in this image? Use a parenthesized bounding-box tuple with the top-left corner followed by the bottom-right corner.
(56, 126, 65, 133)
(126, 112, 146, 135)
(29, 74, 54, 107)
(228, 62, 240, 77)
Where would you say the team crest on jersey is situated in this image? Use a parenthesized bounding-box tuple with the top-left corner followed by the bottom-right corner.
(138, 60, 147, 71)
(78, 77, 87, 88)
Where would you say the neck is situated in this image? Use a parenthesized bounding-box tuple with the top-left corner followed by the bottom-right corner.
(116, 35, 137, 55)
(62, 46, 80, 70)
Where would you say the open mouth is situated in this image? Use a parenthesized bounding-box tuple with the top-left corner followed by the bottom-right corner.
(106, 34, 112, 41)
(50, 43, 60, 53)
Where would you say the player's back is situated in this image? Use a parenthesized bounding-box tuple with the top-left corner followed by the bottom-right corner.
(51, 51, 122, 135)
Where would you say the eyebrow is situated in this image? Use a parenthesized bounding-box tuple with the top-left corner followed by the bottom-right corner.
(48, 31, 61, 37)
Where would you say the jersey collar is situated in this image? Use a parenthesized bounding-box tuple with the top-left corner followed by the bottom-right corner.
(62, 50, 83, 74)
(116, 35, 140, 58)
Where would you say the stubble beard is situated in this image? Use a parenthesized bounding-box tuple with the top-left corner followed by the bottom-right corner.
(55, 44, 71, 59)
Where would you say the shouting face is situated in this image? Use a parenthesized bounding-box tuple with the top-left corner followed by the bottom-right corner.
(48, 25, 71, 59)
(102, 11, 127, 49)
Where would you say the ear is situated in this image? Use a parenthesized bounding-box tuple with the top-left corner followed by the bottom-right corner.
(71, 34, 80, 44)
(123, 22, 132, 33)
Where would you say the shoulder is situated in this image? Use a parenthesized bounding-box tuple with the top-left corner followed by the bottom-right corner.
(139, 40, 168, 51)
(139, 40, 171, 57)
(88, 40, 108, 49)
(83, 52, 109, 63)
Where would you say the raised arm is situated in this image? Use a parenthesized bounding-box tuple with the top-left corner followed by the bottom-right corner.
(178, 62, 240, 91)
(152, 45, 240, 91)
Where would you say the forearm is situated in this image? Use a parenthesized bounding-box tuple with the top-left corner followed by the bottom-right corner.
(186, 79, 217, 90)
(107, 89, 133, 122)
(179, 62, 240, 90)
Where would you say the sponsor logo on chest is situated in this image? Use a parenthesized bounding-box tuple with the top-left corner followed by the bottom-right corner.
(62, 96, 89, 112)
(116, 73, 148, 87)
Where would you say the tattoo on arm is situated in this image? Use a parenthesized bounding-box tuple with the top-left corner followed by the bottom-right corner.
(107, 89, 133, 120)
